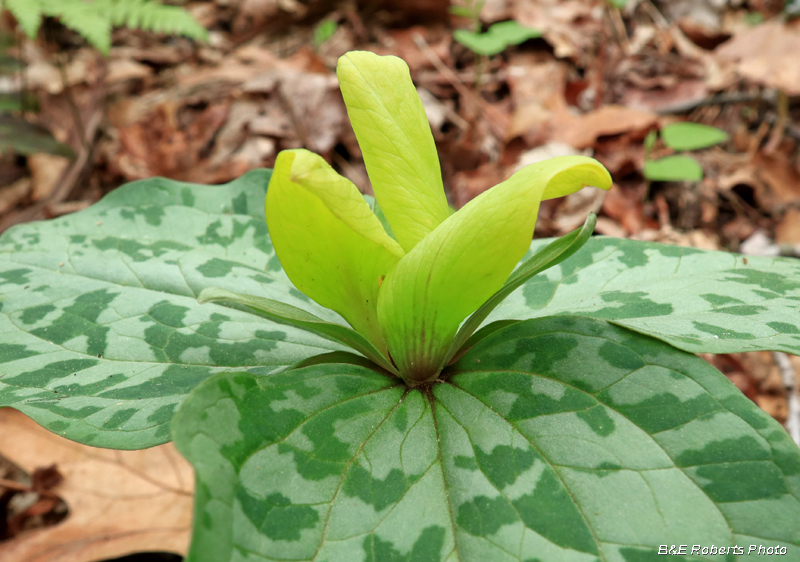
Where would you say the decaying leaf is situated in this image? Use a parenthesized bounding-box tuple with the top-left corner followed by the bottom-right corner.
(506, 54, 569, 141)
(776, 209, 800, 247)
(715, 20, 800, 95)
(514, 0, 602, 61)
(549, 105, 658, 149)
(0, 408, 193, 562)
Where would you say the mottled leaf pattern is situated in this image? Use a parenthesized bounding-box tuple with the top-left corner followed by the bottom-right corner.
(173, 316, 800, 561)
(0, 170, 345, 449)
(495, 236, 800, 356)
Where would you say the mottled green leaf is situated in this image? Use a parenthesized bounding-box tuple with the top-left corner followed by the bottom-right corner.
(4, 163, 800, 458)
(173, 316, 800, 561)
(172, 365, 444, 562)
(494, 236, 800, 356)
(0, 170, 346, 449)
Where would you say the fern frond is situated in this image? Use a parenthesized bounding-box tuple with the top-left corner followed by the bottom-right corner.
(106, 0, 207, 41)
(2, 0, 44, 39)
(2, 0, 207, 55)
(40, 0, 111, 52)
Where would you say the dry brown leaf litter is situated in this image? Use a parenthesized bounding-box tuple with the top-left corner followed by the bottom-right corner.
(0, 408, 192, 562)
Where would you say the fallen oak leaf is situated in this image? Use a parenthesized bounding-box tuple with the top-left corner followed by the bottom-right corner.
(548, 105, 658, 149)
(0, 408, 193, 562)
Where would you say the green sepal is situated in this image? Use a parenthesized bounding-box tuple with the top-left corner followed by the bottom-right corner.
(447, 319, 520, 364)
(197, 287, 400, 376)
(443, 212, 597, 366)
(291, 350, 392, 373)
(371, 198, 396, 241)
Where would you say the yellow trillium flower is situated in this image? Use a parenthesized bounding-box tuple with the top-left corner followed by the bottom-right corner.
(203, 51, 612, 385)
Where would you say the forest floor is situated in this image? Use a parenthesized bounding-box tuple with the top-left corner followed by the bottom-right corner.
(1, 0, 800, 559)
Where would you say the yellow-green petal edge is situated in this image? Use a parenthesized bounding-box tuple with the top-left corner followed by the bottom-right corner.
(266, 149, 403, 355)
(337, 51, 451, 252)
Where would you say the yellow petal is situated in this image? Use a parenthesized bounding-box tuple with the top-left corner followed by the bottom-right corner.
(266, 149, 404, 355)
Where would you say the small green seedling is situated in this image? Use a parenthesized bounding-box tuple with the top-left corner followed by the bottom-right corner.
(312, 18, 338, 49)
(448, 0, 485, 28)
(644, 122, 728, 181)
(450, 0, 539, 85)
(1, 51, 798, 561)
(453, 20, 542, 56)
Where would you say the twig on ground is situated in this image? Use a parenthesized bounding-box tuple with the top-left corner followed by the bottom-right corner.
(773, 352, 800, 446)
(46, 200, 92, 217)
(55, 59, 87, 151)
(764, 90, 790, 152)
(15, 28, 29, 118)
(641, 0, 669, 29)
(763, 112, 800, 141)
(343, 0, 367, 43)
(658, 90, 777, 115)
(47, 28, 88, 152)
(717, 189, 764, 225)
(607, 4, 630, 56)
(747, 120, 771, 160)
(47, 103, 103, 205)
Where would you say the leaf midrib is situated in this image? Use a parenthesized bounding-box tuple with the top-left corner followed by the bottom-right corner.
(428, 387, 464, 562)
(435, 383, 605, 560)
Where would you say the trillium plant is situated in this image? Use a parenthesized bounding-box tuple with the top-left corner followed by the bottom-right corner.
(1, 51, 799, 561)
